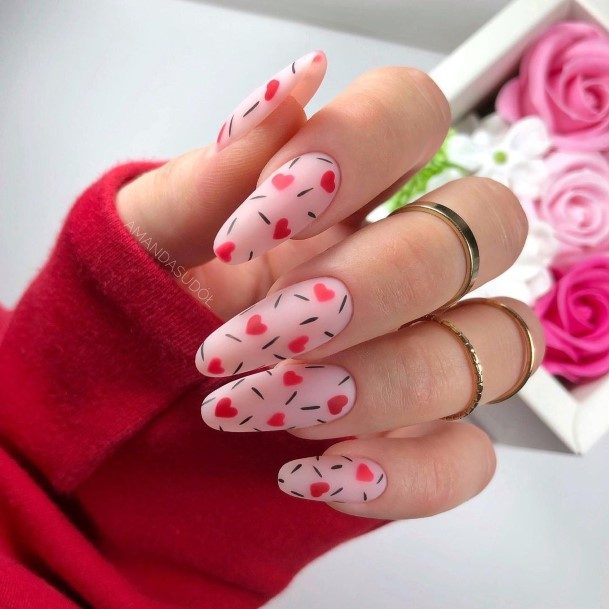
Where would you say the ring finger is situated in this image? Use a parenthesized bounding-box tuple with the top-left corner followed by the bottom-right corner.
(200, 297, 544, 435)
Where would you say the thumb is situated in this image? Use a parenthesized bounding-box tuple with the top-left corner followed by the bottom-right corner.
(117, 96, 307, 269)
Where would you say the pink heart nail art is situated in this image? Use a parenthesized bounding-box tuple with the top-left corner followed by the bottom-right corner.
(201, 363, 356, 432)
(277, 456, 387, 503)
(214, 153, 340, 265)
(195, 277, 352, 377)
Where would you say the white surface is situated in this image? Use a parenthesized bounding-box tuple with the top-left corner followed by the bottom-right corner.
(248, 0, 609, 54)
(0, 1, 607, 608)
(202, 0, 513, 53)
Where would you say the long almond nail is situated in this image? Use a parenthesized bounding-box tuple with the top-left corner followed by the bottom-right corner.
(278, 456, 387, 503)
(195, 277, 353, 377)
(215, 50, 326, 152)
(214, 153, 340, 264)
(201, 363, 355, 431)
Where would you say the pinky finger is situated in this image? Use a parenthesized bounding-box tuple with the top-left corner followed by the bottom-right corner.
(277, 421, 496, 520)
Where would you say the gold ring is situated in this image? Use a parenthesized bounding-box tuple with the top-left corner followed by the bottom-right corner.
(462, 298, 536, 403)
(427, 316, 483, 420)
(400, 202, 480, 309)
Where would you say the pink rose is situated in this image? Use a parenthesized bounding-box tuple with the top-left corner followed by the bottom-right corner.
(497, 22, 609, 152)
(536, 151, 609, 265)
(535, 256, 609, 383)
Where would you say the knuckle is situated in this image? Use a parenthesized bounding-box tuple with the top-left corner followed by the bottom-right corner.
(477, 176, 528, 243)
(465, 424, 497, 487)
(386, 220, 458, 312)
(341, 88, 397, 140)
(419, 449, 460, 514)
(402, 67, 451, 127)
(395, 336, 441, 415)
(344, 67, 450, 154)
(458, 175, 529, 260)
(154, 154, 185, 197)
(418, 426, 496, 515)
(494, 297, 547, 368)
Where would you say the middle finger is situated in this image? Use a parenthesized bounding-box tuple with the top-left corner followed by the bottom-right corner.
(196, 176, 527, 377)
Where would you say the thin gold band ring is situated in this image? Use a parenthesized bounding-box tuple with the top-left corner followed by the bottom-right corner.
(460, 298, 536, 403)
(400, 202, 480, 309)
(427, 316, 484, 421)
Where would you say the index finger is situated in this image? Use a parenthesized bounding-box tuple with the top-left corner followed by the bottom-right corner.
(213, 67, 451, 264)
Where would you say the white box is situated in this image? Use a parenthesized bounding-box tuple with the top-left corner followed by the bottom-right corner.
(430, 0, 609, 453)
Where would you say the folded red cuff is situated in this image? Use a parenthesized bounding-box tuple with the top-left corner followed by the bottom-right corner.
(0, 162, 224, 492)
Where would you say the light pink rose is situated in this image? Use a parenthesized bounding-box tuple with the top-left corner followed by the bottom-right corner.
(497, 22, 609, 152)
(535, 256, 609, 383)
(535, 151, 609, 265)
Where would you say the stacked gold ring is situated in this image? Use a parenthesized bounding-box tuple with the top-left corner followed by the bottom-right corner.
(462, 298, 536, 404)
(399, 201, 536, 419)
(429, 298, 537, 420)
(427, 315, 484, 421)
(400, 201, 480, 309)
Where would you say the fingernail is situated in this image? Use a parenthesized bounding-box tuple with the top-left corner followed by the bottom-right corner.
(201, 363, 355, 431)
(278, 456, 387, 503)
(214, 153, 340, 264)
(215, 50, 326, 152)
(195, 277, 353, 377)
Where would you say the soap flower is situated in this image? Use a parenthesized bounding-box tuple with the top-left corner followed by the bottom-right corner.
(535, 151, 609, 266)
(497, 22, 609, 152)
(535, 256, 609, 383)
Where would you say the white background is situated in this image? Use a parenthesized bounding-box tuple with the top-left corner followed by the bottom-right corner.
(1, 1, 608, 608)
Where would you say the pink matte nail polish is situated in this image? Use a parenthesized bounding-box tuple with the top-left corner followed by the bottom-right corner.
(214, 153, 340, 264)
(201, 363, 355, 432)
(278, 456, 387, 503)
(195, 277, 353, 377)
(215, 50, 327, 152)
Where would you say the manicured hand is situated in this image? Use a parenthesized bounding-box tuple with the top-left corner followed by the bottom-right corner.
(118, 52, 545, 519)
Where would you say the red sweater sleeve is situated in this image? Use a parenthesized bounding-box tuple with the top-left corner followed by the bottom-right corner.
(0, 164, 381, 609)
(0, 162, 220, 491)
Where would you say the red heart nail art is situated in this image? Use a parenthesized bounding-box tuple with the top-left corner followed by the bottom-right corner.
(207, 357, 225, 375)
(288, 335, 309, 353)
(327, 394, 348, 415)
(246, 314, 268, 335)
(272, 218, 291, 240)
(283, 370, 304, 386)
(215, 241, 235, 262)
(267, 412, 285, 427)
(196, 278, 351, 378)
(271, 173, 295, 190)
(320, 170, 336, 193)
(310, 481, 330, 498)
(213, 152, 341, 264)
(356, 463, 374, 482)
(215, 397, 238, 418)
(313, 283, 335, 302)
(215, 52, 327, 155)
(277, 456, 387, 504)
(265, 79, 280, 101)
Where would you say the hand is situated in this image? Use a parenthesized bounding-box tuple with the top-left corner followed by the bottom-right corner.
(117, 53, 545, 520)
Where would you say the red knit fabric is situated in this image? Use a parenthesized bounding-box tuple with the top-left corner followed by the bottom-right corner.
(0, 164, 381, 609)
